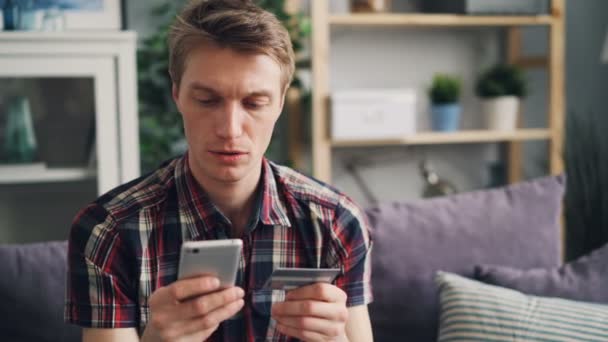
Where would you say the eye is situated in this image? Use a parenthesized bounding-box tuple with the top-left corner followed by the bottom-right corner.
(244, 102, 261, 110)
(244, 100, 268, 110)
(196, 98, 219, 106)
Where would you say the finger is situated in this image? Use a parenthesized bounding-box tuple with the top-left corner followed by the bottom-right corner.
(272, 300, 349, 322)
(168, 276, 221, 302)
(173, 286, 245, 321)
(285, 283, 347, 303)
(276, 323, 328, 342)
(274, 315, 344, 339)
(179, 298, 245, 335)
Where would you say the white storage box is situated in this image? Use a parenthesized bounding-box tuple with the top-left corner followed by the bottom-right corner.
(331, 88, 416, 141)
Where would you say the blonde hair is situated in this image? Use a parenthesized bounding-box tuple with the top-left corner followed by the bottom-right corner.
(168, 0, 295, 90)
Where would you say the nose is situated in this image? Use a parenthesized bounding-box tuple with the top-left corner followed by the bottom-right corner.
(215, 101, 244, 140)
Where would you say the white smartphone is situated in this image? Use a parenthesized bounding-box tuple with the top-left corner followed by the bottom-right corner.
(177, 239, 243, 288)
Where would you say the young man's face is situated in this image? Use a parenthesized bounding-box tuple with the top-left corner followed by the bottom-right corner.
(173, 42, 285, 184)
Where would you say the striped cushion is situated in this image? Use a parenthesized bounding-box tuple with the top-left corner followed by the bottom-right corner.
(436, 272, 608, 342)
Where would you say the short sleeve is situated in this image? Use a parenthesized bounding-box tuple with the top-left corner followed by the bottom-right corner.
(64, 203, 138, 328)
(331, 196, 374, 307)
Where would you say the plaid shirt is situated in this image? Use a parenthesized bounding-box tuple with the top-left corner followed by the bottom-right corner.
(65, 154, 373, 341)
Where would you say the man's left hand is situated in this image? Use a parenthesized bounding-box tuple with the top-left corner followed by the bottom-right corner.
(271, 283, 349, 342)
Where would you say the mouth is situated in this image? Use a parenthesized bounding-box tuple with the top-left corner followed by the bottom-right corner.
(210, 150, 248, 155)
(208, 150, 249, 163)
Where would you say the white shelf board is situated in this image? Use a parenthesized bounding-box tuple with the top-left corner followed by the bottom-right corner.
(331, 129, 551, 147)
(329, 14, 555, 27)
(0, 30, 136, 42)
(0, 165, 96, 184)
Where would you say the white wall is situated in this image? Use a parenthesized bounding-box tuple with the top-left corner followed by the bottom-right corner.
(126, 0, 170, 41)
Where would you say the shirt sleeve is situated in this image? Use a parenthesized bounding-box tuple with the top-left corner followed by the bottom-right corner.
(64, 203, 138, 328)
(331, 196, 374, 307)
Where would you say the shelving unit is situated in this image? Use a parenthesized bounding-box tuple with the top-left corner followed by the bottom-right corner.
(0, 31, 140, 193)
(0, 31, 140, 244)
(311, 1, 565, 184)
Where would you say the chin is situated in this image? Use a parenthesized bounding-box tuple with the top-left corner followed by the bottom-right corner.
(213, 170, 246, 183)
(205, 163, 249, 183)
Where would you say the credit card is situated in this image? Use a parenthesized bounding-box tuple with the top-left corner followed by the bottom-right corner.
(263, 267, 341, 290)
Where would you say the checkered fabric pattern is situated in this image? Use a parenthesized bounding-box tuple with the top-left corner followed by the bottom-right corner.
(65, 154, 373, 341)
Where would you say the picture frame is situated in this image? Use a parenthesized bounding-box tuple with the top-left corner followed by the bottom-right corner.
(35, 0, 122, 30)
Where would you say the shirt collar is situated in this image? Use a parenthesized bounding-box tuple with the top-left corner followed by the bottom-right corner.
(259, 158, 291, 228)
(175, 154, 291, 237)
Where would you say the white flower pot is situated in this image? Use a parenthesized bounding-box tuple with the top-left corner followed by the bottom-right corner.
(481, 96, 520, 131)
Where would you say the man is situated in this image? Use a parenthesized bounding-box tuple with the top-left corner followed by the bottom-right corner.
(65, 0, 374, 341)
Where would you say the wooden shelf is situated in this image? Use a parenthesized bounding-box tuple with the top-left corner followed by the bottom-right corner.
(329, 14, 554, 27)
(0, 165, 95, 184)
(331, 129, 551, 147)
(311, 1, 565, 182)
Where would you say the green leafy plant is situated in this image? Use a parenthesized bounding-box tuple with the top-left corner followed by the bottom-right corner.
(137, 1, 185, 173)
(137, 0, 311, 173)
(429, 74, 461, 105)
(475, 64, 528, 99)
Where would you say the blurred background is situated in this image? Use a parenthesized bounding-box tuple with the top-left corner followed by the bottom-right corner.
(1, 0, 607, 260)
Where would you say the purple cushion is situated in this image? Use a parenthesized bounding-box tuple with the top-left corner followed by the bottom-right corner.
(365, 175, 565, 342)
(0, 241, 81, 342)
(475, 242, 608, 304)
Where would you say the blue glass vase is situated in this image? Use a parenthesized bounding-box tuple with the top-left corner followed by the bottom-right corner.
(2, 0, 19, 30)
(4, 96, 38, 163)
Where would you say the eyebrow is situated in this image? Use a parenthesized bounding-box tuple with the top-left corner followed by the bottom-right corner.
(189, 82, 273, 98)
(189, 82, 217, 93)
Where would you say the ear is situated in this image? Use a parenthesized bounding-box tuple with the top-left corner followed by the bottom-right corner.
(278, 84, 290, 114)
(172, 82, 180, 103)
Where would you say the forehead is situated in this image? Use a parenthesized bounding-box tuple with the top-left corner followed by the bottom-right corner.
(181, 43, 283, 93)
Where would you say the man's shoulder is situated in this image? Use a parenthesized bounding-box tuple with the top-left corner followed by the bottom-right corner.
(268, 161, 358, 213)
(89, 158, 179, 222)
(269, 162, 371, 268)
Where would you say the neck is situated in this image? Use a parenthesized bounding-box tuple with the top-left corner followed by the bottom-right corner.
(188, 152, 262, 236)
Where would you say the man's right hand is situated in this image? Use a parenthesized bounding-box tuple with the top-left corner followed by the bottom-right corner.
(142, 276, 245, 342)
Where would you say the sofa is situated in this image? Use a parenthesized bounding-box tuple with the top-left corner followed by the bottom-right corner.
(5, 174, 603, 342)
(366, 174, 565, 341)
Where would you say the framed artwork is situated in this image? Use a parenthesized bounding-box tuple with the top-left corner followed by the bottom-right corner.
(35, 0, 122, 30)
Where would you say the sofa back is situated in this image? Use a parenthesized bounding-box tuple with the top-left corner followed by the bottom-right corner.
(366, 175, 565, 341)
(0, 240, 81, 342)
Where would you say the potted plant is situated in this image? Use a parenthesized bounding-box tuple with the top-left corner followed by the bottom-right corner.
(351, 0, 392, 12)
(429, 74, 462, 132)
(476, 64, 528, 131)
